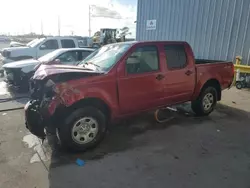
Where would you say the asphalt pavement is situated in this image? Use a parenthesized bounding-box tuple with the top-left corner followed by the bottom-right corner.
(0, 86, 250, 188)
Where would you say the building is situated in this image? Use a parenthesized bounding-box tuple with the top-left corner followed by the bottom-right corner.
(136, 0, 250, 65)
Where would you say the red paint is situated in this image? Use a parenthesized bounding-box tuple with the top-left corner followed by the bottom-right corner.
(45, 41, 234, 120)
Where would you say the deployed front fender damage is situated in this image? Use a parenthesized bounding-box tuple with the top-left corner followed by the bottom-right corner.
(46, 81, 84, 115)
(25, 81, 84, 139)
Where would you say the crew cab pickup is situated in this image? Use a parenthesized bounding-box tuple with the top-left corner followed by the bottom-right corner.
(24, 41, 234, 151)
(1, 36, 91, 64)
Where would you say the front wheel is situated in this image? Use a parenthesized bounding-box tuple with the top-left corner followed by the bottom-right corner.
(57, 106, 107, 151)
(191, 87, 217, 116)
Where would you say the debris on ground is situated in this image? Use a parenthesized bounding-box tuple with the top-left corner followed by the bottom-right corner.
(76, 158, 85, 166)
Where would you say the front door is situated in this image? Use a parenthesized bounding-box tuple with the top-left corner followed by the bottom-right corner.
(162, 44, 196, 104)
(118, 45, 165, 114)
(37, 39, 59, 58)
(56, 51, 78, 65)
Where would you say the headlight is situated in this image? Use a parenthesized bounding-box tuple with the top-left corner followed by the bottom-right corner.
(2, 50, 11, 58)
(44, 79, 56, 99)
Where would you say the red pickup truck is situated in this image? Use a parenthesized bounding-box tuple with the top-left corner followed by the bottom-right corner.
(25, 41, 234, 151)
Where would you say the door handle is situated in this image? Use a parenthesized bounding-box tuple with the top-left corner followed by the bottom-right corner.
(185, 70, 193, 76)
(156, 74, 165, 80)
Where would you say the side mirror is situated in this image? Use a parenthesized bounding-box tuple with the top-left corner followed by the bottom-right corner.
(54, 59, 61, 64)
(40, 44, 46, 49)
(47, 59, 61, 65)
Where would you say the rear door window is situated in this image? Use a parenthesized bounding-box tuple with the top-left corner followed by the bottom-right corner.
(61, 39, 76, 48)
(81, 50, 92, 60)
(164, 45, 187, 69)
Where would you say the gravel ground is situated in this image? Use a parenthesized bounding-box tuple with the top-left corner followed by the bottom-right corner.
(0, 87, 250, 188)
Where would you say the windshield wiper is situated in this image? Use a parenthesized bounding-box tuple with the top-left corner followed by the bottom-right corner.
(86, 62, 101, 68)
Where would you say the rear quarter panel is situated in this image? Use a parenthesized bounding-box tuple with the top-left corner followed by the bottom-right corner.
(192, 62, 234, 100)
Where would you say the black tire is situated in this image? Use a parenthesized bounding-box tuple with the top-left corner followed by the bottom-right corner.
(235, 82, 242, 90)
(191, 87, 217, 116)
(58, 106, 107, 151)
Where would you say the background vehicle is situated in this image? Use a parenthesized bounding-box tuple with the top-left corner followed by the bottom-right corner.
(25, 41, 234, 151)
(235, 73, 250, 89)
(9, 41, 26, 47)
(2, 48, 95, 89)
(1, 36, 92, 64)
(92, 27, 132, 47)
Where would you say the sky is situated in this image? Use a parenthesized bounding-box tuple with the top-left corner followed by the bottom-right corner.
(0, 0, 137, 37)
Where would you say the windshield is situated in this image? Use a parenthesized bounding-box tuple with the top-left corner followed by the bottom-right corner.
(38, 49, 62, 62)
(28, 38, 45, 48)
(79, 43, 132, 71)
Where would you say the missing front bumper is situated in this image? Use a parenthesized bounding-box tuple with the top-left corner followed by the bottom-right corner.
(24, 100, 46, 139)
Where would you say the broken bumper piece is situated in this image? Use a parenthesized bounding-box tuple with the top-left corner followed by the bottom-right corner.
(24, 100, 48, 139)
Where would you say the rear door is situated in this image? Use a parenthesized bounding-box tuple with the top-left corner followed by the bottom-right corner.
(60, 39, 76, 48)
(162, 44, 196, 104)
(118, 44, 165, 114)
(80, 50, 93, 60)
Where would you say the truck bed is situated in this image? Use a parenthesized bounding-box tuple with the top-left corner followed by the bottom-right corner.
(195, 59, 234, 91)
(195, 59, 225, 64)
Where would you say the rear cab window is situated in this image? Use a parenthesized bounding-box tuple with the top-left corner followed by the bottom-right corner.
(126, 45, 159, 74)
(164, 44, 187, 69)
(61, 39, 76, 48)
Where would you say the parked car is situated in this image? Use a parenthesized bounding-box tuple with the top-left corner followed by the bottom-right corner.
(24, 41, 234, 151)
(1, 36, 91, 64)
(2, 48, 95, 89)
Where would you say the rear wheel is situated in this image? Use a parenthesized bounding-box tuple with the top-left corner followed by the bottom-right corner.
(57, 106, 107, 151)
(191, 87, 217, 116)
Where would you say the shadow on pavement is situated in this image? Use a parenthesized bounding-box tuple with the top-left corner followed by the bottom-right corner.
(46, 103, 250, 188)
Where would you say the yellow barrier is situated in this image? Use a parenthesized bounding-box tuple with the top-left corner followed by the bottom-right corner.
(232, 56, 250, 86)
(234, 56, 250, 74)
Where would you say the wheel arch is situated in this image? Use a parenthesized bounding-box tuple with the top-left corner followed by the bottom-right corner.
(53, 97, 111, 126)
(200, 79, 221, 101)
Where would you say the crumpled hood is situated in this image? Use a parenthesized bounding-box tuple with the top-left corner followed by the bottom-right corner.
(33, 64, 103, 80)
(2, 59, 39, 68)
(3, 46, 35, 58)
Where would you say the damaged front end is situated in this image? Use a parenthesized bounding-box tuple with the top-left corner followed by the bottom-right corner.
(24, 64, 103, 139)
(25, 79, 58, 139)
(24, 80, 55, 139)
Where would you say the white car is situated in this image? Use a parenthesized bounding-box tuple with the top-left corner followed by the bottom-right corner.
(1, 36, 92, 64)
(2, 48, 95, 88)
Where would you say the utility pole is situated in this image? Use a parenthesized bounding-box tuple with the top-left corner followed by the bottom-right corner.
(58, 16, 61, 36)
(30, 23, 32, 34)
(41, 20, 44, 35)
(89, 5, 91, 37)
